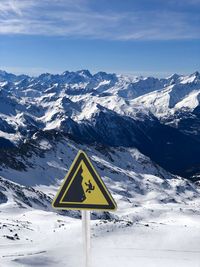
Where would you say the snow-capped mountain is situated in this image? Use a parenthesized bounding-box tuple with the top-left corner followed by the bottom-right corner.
(0, 176, 53, 210)
(0, 70, 200, 179)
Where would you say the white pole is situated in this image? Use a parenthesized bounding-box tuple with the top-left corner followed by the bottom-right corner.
(82, 210, 91, 267)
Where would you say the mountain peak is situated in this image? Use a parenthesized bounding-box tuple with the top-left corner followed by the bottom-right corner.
(62, 69, 92, 78)
(191, 71, 200, 79)
(167, 73, 180, 80)
(0, 70, 8, 76)
(77, 69, 92, 78)
(0, 70, 17, 82)
(93, 71, 117, 82)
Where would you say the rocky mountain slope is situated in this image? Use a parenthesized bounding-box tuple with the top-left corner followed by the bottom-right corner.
(0, 70, 200, 179)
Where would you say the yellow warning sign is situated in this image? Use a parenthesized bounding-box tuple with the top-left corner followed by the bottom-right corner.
(52, 150, 117, 211)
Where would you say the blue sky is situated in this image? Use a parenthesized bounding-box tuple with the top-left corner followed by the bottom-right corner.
(0, 0, 199, 77)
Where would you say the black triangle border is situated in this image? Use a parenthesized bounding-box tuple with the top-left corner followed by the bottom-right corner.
(52, 151, 117, 211)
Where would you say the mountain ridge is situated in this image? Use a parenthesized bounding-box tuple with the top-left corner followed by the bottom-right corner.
(0, 69, 200, 179)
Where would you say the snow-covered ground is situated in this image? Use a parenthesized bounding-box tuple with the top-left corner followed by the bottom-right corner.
(0, 140, 199, 266)
(0, 200, 200, 267)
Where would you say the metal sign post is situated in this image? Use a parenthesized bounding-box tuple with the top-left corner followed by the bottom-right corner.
(82, 210, 91, 267)
(52, 150, 117, 267)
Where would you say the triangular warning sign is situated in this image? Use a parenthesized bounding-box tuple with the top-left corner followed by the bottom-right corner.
(52, 150, 117, 211)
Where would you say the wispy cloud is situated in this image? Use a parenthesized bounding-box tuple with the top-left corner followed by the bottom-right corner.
(0, 0, 35, 16)
(0, 0, 199, 40)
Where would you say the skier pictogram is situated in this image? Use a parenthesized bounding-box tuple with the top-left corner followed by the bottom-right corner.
(85, 180, 95, 193)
